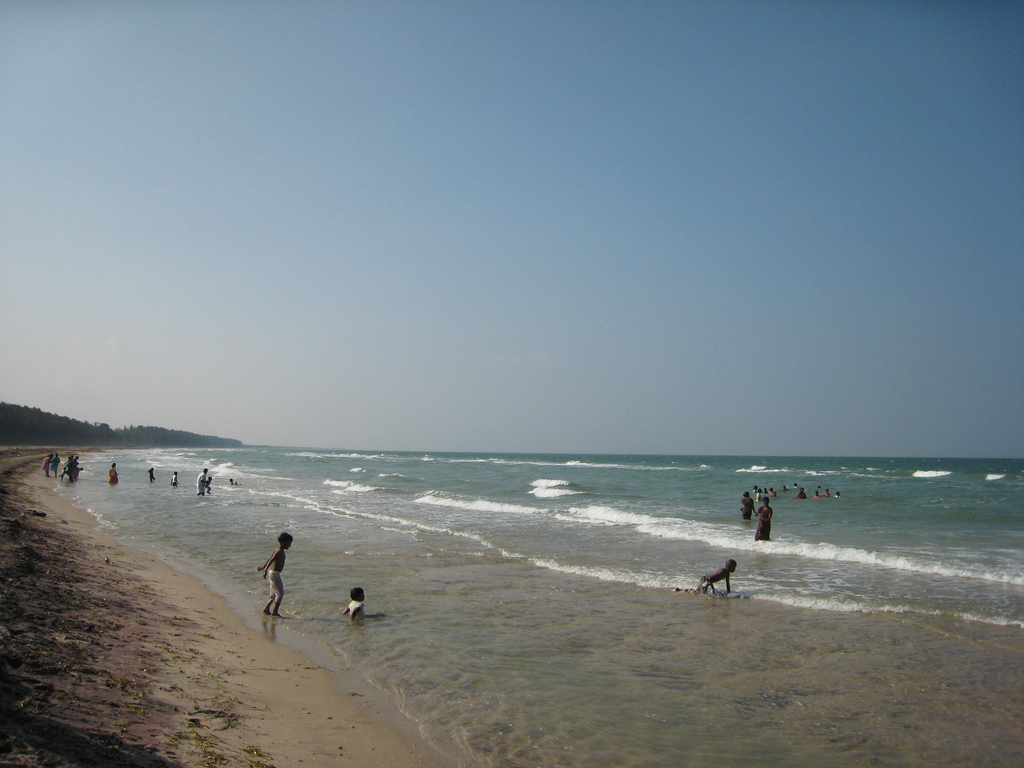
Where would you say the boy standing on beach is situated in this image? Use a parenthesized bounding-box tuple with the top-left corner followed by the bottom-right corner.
(257, 532, 293, 616)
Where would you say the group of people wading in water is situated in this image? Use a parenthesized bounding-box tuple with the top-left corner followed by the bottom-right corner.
(740, 484, 840, 542)
(42, 453, 81, 482)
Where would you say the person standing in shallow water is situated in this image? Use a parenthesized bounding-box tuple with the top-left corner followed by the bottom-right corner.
(740, 491, 754, 520)
(257, 532, 293, 616)
(754, 498, 773, 541)
(108, 463, 118, 485)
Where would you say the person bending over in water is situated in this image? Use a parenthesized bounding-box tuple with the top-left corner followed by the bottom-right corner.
(675, 559, 737, 595)
(257, 532, 293, 616)
(342, 587, 366, 620)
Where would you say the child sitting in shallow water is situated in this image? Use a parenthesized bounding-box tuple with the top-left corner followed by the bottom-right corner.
(675, 559, 737, 595)
(343, 587, 365, 620)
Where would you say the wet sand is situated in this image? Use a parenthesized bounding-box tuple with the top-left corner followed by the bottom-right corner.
(0, 450, 448, 768)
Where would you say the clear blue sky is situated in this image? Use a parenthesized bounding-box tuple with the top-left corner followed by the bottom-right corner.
(2, 1, 1022, 457)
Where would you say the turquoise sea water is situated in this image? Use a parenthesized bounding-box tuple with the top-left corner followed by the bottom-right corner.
(54, 449, 1024, 767)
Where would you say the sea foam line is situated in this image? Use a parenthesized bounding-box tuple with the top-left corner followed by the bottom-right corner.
(482, 552, 1024, 627)
(750, 592, 1024, 629)
(324, 479, 380, 492)
(409, 493, 1024, 586)
(640, 521, 1024, 586)
(415, 493, 544, 516)
(550, 504, 1024, 587)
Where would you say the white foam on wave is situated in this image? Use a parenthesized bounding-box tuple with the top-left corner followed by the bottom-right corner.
(410, 455, 709, 473)
(86, 507, 118, 531)
(331, 484, 377, 494)
(529, 479, 583, 499)
(735, 465, 791, 474)
(531, 487, 582, 498)
(986, 474, 1006, 481)
(505, 549, 1022, 621)
(642, 522, 1024, 586)
(415, 493, 543, 516)
(283, 495, 499, 558)
(751, 593, 1024, 629)
(497, 550, 667, 589)
(288, 451, 385, 461)
(323, 479, 379, 493)
(531, 479, 571, 488)
(488, 548, 1024, 628)
(752, 592, 912, 615)
(568, 505, 661, 526)
(913, 470, 953, 478)
(542, 501, 1024, 587)
(560, 460, 704, 472)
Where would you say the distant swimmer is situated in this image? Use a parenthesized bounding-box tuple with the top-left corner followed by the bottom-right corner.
(675, 559, 737, 595)
(171, 471, 179, 487)
(148, 467, 156, 483)
(795, 487, 807, 499)
(740, 491, 754, 520)
(108, 463, 118, 485)
(197, 468, 209, 496)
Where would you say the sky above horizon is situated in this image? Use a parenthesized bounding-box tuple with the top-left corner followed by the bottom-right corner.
(2, 1, 1022, 458)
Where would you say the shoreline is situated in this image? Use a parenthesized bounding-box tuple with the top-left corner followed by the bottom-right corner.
(6, 447, 1023, 766)
(0, 449, 450, 768)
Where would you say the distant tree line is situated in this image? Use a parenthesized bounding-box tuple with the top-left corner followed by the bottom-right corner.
(0, 403, 243, 448)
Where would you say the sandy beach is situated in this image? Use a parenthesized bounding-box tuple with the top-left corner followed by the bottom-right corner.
(0, 450, 447, 768)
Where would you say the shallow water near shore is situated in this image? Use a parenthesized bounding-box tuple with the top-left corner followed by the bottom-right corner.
(53, 449, 1024, 767)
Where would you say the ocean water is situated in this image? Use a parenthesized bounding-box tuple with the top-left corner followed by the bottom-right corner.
(53, 450, 1024, 767)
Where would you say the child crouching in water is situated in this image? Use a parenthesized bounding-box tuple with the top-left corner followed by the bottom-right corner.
(343, 587, 365, 620)
(675, 559, 737, 595)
